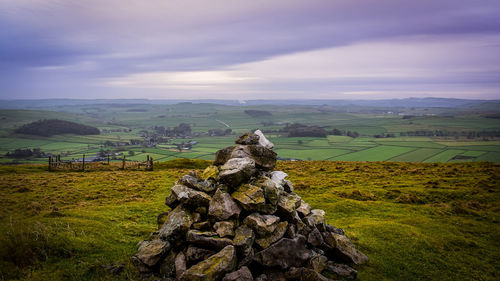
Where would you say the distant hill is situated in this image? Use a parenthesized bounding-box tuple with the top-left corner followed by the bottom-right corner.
(15, 119, 100, 137)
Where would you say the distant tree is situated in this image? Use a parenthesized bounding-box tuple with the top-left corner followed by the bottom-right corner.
(15, 119, 100, 137)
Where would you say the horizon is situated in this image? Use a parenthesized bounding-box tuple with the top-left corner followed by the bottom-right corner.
(1, 1, 500, 100)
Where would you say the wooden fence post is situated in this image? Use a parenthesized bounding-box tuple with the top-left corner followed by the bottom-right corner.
(122, 155, 126, 170)
(48, 156, 52, 172)
(107, 154, 110, 165)
(82, 154, 85, 171)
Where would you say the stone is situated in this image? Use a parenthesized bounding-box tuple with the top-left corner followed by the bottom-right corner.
(256, 176, 280, 205)
(159, 250, 177, 278)
(325, 261, 358, 279)
(214, 145, 277, 171)
(209, 189, 242, 221)
(202, 165, 219, 181)
(134, 239, 170, 267)
(305, 209, 326, 231)
(186, 246, 216, 264)
(254, 129, 274, 149)
(181, 245, 237, 281)
(322, 232, 369, 265)
(186, 230, 233, 251)
(159, 205, 193, 241)
(233, 225, 255, 254)
(283, 180, 294, 193)
(297, 200, 311, 217)
(308, 227, 324, 247)
(192, 221, 211, 230)
(235, 133, 260, 145)
(219, 157, 257, 187)
(222, 266, 254, 281)
(254, 270, 286, 281)
(243, 213, 280, 236)
(277, 192, 302, 217)
(255, 221, 288, 249)
(232, 184, 266, 212)
(214, 221, 235, 238)
(170, 184, 212, 207)
(326, 224, 345, 235)
(285, 267, 333, 281)
(175, 252, 187, 280)
(308, 255, 328, 273)
(270, 171, 288, 188)
(253, 235, 314, 269)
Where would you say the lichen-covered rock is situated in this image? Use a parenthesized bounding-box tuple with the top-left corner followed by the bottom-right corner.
(222, 266, 254, 281)
(219, 157, 257, 187)
(134, 239, 170, 267)
(159, 205, 194, 242)
(255, 221, 288, 249)
(307, 227, 324, 247)
(308, 255, 328, 273)
(297, 199, 311, 217)
(270, 171, 288, 188)
(233, 225, 255, 253)
(253, 235, 314, 269)
(325, 261, 358, 279)
(170, 184, 212, 207)
(214, 145, 277, 171)
(277, 192, 301, 217)
(243, 213, 280, 236)
(181, 245, 237, 281)
(256, 176, 280, 205)
(186, 245, 216, 264)
(305, 209, 326, 231)
(175, 252, 187, 280)
(202, 165, 219, 181)
(214, 221, 235, 238)
(322, 232, 369, 265)
(235, 133, 260, 145)
(159, 250, 177, 278)
(254, 130, 274, 149)
(186, 229, 233, 251)
(209, 189, 242, 221)
(285, 267, 333, 281)
(232, 184, 266, 212)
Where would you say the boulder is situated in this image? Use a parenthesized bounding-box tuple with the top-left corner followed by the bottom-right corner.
(134, 239, 170, 267)
(181, 245, 237, 281)
(307, 227, 324, 247)
(186, 229, 233, 251)
(159, 205, 194, 241)
(253, 235, 314, 269)
(219, 157, 257, 187)
(222, 266, 254, 281)
(232, 184, 266, 212)
(322, 232, 369, 265)
(277, 192, 301, 217)
(255, 221, 288, 249)
(214, 221, 235, 238)
(209, 189, 242, 221)
(214, 145, 277, 171)
(170, 184, 212, 207)
(243, 213, 280, 236)
(235, 133, 260, 145)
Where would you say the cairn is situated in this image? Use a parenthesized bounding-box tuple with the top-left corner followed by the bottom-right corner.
(132, 130, 368, 280)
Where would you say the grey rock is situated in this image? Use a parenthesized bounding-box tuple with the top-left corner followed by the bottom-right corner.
(296, 200, 311, 217)
(222, 266, 254, 281)
(270, 171, 288, 188)
(159, 205, 194, 242)
(322, 232, 369, 265)
(186, 229, 233, 251)
(243, 213, 280, 236)
(178, 175, 217, 193)
(213, 221, 235, 238)
(170, 184, 212, 207)
(284, 180, 294, 193)
(214, 145, 277, 171)
(186, 246, 216, 264)
(277, 192, 302, 217)
(192, 221, 211, 230)
(253, 235, 314, 269)
(254, 130, 274, 149)
(159, 250, 177, 278)
(180, 245, 237, 281)
(308, 227, 325, 247)
(285, 267, 334, 281)
(232, 184, 266, 212)
(175, 252, 187, 280)
(233, 225, 255, 252)
(219, 157, 257, 187)
(235, 133, 260, 145)
(325, 261, 358, 279)
(255, 221, 288, 249)
(134, 239, 170, 267)
(209, 189, 242, 221)
(308, 255, 328, 273)
(326, 224, 345, 236)
(305, 209, 326, 231)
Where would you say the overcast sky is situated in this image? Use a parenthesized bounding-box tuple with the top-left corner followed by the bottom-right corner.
(1, 0, 500, 100)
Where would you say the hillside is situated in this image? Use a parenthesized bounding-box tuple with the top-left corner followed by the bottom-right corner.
(15, 119, 100, 137)
(0, 160, 498, 280)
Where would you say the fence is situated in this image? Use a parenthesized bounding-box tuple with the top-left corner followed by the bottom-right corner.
(48, 154, 154, 171)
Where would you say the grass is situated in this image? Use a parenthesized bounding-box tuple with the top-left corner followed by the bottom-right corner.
(0, 160, 498, 280)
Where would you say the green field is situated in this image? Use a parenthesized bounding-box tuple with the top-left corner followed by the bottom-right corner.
(0, 103, 499, 163)
(0, 160, 498, 280)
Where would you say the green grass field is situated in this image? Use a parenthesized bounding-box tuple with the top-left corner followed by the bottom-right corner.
(0, 160, 498, 280)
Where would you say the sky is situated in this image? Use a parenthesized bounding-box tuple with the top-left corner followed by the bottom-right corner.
(1, 0, 500, 100)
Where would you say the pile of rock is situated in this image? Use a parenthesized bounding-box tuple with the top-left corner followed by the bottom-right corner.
(132, 130, 368, 281)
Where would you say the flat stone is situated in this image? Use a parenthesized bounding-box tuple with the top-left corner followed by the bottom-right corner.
(297, 200, 311, 217)
(209, 189, 242, 221)
(308, 227, 324, 247)
(219, 157, 257, 187)
(325, 261, 358, 279)
(214, 145, 276, 171)
(308, 255, 328, 272)
(305, 209, 326, 231)
(175, 252, 187, 280)
(253, 235, 314, 269)
(243, 213, 280, 236)
(135, 239, 170, 267)
(232, 184, 266, 212)
(277, 192, 302, 217)
(201, 165, 219, 181)
(186, 246, 216, 264)
(255, 221, 288, 249)
(186, 230, 233, 251)
(222, 266, 254, 281)
(170, 184, 212, 207)
(159, 205, 193, 242)
(192, 221, 211, 230)
(235, 132, 260, 145)
(213, 221, 235, 238)
(322, 232, 369, 265)
(181, 245, 237, 281)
